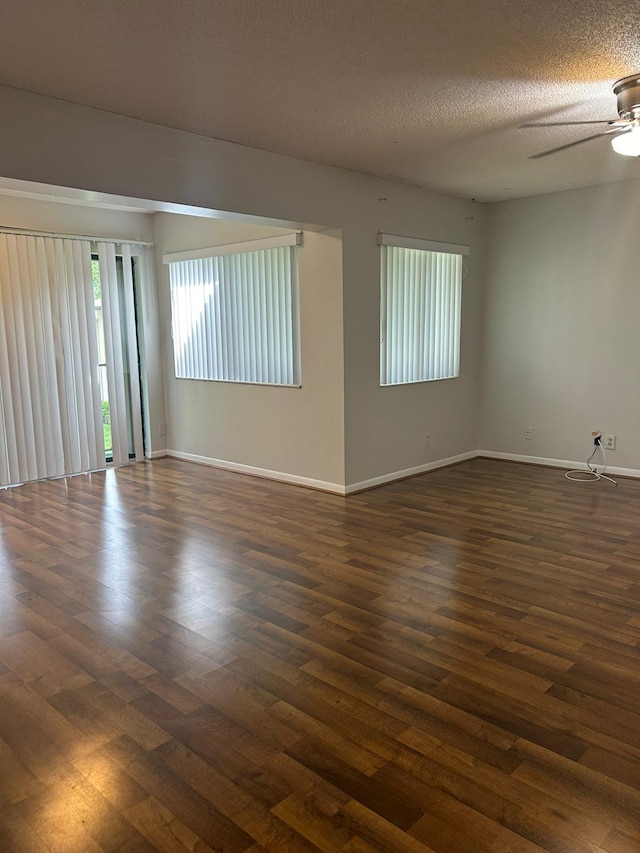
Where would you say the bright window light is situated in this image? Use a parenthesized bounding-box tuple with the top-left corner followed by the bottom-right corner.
(169, 243, 300, 386)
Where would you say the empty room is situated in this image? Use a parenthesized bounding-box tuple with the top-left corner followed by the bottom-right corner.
(1, 2, 640, 852)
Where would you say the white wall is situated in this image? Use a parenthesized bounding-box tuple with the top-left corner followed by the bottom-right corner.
(0, 85, 486, 490)
(153, 214, 345, 488)
(0, 193, 153, 242)
(481, 179, 640, 472)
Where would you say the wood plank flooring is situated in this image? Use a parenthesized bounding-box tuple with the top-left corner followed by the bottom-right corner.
(1, 457, 639, 852)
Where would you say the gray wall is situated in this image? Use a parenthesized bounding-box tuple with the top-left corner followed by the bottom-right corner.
(481, 179, 640, 472)
(0, 85, 485, 490)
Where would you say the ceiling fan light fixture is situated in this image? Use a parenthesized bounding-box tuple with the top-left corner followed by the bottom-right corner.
(610, 127, 640, 156)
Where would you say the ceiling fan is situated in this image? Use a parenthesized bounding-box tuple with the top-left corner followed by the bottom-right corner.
(523, 74, 640, 159)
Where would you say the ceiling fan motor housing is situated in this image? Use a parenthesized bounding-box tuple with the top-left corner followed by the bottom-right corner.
(614, 75, 640, 121)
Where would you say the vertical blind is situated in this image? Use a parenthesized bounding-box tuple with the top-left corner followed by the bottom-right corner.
(168, 242, 300, 386)
(0, 234, 146, 487)
(380, 240, 465, 386)
(0, 235, 104, 485)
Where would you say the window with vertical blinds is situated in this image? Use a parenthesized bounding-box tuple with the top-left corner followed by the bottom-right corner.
(379, 234, 467, 386)
(166, 234, 301, 386)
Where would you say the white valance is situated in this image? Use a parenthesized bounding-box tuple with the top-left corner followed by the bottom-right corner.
(377, 232, 469, 256)
(163, 232, 303, 265)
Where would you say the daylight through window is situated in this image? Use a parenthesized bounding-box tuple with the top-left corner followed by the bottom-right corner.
(167, 236, 301, 386)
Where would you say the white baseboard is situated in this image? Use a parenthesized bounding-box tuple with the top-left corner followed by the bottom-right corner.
(167, 448, 479, 495)
(166, 449, 347, 494)
(146, 449, 168, 459)
(478, 450, 640, 479)
(160, 447, 640, 497)
(345, 451, 478, 494)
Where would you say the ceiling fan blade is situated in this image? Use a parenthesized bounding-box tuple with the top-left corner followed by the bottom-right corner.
(521, 119, 627, 127)
(529, 128, 627, 160)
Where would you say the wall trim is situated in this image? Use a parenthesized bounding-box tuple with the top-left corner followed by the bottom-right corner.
(165, 449, 481, 495)
(7, 447, 637, 493)
(344, 451, 478, 494)
(166, 449, 347, 494)
(156, 449, 640, 493)
(478, 450, 640, 479)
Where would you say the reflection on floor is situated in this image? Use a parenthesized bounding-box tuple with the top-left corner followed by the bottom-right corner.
(0, 457, 639, 852)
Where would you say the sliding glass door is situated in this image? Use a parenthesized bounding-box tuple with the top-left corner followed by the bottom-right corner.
(92, 252, 144, 463)
(0, 234, 147, 487)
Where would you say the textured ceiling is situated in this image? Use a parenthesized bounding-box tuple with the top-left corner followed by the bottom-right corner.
(2, 0, 640, 201)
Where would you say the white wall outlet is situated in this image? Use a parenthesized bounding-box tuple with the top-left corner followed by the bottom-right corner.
(603, 434, 616, 450)
(425, 433, 431, 447)
(158, 422, 167, 436)
(524, 426, 533, 440)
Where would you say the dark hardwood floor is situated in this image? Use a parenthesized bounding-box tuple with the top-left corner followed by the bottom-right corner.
(1, 457, 639, 852)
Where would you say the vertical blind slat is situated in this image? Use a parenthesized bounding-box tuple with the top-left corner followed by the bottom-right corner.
(98, 243, 127, 467)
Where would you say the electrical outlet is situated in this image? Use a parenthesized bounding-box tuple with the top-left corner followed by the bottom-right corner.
(524, 426, 533, 440)
(425, 433, 431, 447)
(603, 434, 617, 450)
(158, 422, 167, 436)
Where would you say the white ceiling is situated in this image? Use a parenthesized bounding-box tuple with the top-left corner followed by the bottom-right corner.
(2, 0, 640, 202)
